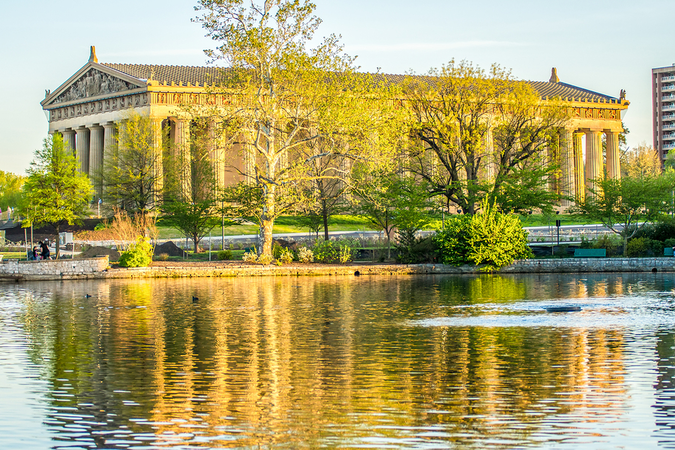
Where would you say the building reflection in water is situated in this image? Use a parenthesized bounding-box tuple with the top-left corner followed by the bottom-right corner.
(12, 273, 672, 448)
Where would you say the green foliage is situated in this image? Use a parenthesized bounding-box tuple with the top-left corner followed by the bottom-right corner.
(242, 250, 257, 263)
(633, 220, 675, 242)
(312, 239, 356, 264)
(434, 200, 532, 271)
(626, 237, 664, 257)
(161, 200, 222, 253)
(297, 247, 314, 263)
(665, 238, 675, 249)
(21, 134, 92, 259)
(278, 248, 294, 264)
(433, 215, 472, 266)
(592, 234, 622, 257)
(217, 250, 233, 260)
(571, 173, 674, 241)
(395, 234, 438, 264)
(99, 111, 162, 213)
(118, 237, 153, 268)
(0, 170, 25, 210)
(257, 253, 274, 265)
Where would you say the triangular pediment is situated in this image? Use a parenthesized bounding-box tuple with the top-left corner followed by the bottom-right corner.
(42, 62, 147, 109)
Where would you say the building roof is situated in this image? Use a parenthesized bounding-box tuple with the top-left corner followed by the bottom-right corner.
(102, 63, 225, 86)
(101, 62, 621, 104)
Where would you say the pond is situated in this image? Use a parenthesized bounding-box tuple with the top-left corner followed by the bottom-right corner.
(1, 274, 675, 449)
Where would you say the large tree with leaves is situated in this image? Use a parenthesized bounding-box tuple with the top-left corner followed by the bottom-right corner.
(21, 134, 93, 259)
(0, 170, 25, 215)
(194, 0, 400, 257)
(161, 117, 231, 252)
(99, 111, 163, 215)
(405, 60, 569, 215)
(571, 173, 675, 253)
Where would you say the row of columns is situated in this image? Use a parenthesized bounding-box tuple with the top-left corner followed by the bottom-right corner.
(558, 128, 621, 206)
(59, 118, 241, 204)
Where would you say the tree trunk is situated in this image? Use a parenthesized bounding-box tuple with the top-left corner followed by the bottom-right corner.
(54, 223, 60, 260)
(322, 199, 329, 241)
(260, 185, 276, 257)
(193, 235, 201, 253)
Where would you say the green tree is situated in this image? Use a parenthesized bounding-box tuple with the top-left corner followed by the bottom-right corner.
(100, 111, 163, 215)
(352, 166, 433, 258)
(21, 134, 93, 259)
(195, 0, 400, 257)
(162, 118, 232, 253)
(405, 60, 569, 215)
(571, 173, 674, 253)
(0, 170, 25, 215)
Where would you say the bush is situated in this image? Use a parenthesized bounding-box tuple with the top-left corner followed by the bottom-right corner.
(592, 234, 622, 257)
(157, 253, 169, 261)
(242, 250, 258, 263)
(278, 248, 294, 264)
(217, 250, 233, 261)
(395, 231, 438, 264)
(433, 215, 472, 266)
(297, 247, 314, 263)
(118, 237, 153, 268)
(312, 239, 356, 264)
(626, 237, 663, 257)
(257, 253, 273, 265)
(633, 220, 675, 242)
(665, 238, 675, 249)
(434, 200, 532, 272)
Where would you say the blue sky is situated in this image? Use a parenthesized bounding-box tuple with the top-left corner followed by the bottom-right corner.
(0, 0, 672, 174)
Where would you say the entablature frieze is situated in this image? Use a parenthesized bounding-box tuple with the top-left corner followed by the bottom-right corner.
(49, 93, 150, 123)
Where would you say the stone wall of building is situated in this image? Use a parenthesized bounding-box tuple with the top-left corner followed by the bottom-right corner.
(0, 256, 109, 280)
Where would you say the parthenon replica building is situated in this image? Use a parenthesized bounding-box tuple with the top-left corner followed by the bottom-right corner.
(41, 48, 629, 204)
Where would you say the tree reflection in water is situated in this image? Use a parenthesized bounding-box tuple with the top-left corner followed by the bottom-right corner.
(3, 273, 675, 448)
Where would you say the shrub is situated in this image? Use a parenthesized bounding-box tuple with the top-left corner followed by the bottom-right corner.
(396, 231, 438, 264)
(278, 248, 294, 264)
(118, 237, 153, 268)
(217, 250, 233, 261)
(592, 234, 622, 257)
(272, 242, 284, 259)
(157, 253, 169, 261)
(312, 239, 356, 264)
(434, 200, 532, 272)
(664, 238, 675, 249)
(242, 250, 258, 263)
(626, 237, 663, 257)
(297, 247, 314, 263)
(433, 215, 472, 266)
(257, 253, 273, 265)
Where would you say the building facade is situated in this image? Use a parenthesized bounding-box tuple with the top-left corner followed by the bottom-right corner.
(653, 65, 675, 163)
(41, 48, 630, 204)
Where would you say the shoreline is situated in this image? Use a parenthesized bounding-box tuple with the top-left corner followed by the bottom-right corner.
(1, 256, 675, 282)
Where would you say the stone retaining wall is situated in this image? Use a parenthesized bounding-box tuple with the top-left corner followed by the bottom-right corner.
(0, 256, 109, 280)
(504, 257, 675, 273)
(1, 256, 674, 282)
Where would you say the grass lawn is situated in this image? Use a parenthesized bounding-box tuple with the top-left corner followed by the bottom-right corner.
(0, 252, 26, 260)
(156, 215, 377, 240)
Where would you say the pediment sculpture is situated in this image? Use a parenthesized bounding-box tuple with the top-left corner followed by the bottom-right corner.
(53, 68, 138, 104)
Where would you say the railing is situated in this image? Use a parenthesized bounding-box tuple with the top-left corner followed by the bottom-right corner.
(663, 105, 675, 111)
(663, 85, 675, 92)
(663, 76, 675, 82)
(663, 95, 675, 100)
(663, 115, 675, 120)
(664, 123, 675, 129)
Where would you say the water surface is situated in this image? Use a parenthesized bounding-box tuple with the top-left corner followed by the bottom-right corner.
(1, 274, 675, 448)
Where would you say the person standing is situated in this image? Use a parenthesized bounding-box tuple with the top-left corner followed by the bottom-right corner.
(40, 241, 50, 260)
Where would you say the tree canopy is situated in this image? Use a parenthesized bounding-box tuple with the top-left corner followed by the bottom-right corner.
(21, 134, 93, 258)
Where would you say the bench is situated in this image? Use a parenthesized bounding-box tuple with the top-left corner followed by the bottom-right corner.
(665, 247, 674, 257)
(574, 248, 606, 258)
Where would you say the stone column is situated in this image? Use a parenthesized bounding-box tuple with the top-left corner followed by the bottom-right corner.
(76, 126, 90, 175)
(101, 122, 116, 200)
(89, 125, 104, 198)
(560, 128, 575, 206)
(150, 118, 164, 206)
(584, 129, 603, 192)
(606, 131, 621, 180)
(208, 118, 225, 192)
(62, 129, 76, 156)
(173, 119, 192, 198)
(573, 131, 585, 203)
